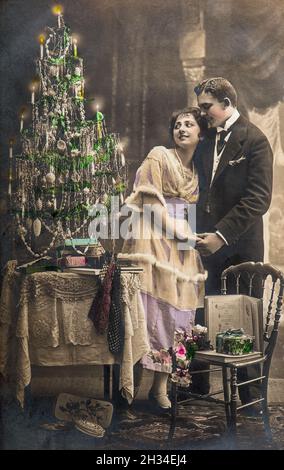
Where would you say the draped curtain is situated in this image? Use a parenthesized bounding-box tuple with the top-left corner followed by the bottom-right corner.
(230, 0, 284, 110)
(204, 0, 284, 263)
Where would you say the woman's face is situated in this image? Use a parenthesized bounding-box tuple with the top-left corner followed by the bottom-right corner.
(173, 113, 201, 149)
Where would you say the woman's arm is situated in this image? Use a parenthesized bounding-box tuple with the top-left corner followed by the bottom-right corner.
(142, 194, 193, 242)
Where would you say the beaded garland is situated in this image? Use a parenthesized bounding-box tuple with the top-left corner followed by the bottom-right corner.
(11, 9, 127, 259)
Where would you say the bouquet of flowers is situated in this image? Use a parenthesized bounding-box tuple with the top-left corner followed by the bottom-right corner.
(170, 325, 210, 387)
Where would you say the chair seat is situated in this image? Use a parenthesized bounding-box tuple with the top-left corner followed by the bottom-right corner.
(195, 350, 263, 365)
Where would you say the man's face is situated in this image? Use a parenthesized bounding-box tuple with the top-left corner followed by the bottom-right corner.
(197, 91, 227, 128)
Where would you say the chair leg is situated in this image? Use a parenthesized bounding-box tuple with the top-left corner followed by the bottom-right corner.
(261, 378, 273, 442)
(167, 382, 177, 442)
(222, 366, 231, 427)
(230, 367, 238, 436)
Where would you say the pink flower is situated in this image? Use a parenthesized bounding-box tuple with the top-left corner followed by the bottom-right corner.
(176, 343, 186, 356)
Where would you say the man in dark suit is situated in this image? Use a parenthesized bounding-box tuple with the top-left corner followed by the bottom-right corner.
(194, 77, 273, 287)
(191, 77, 273, 407)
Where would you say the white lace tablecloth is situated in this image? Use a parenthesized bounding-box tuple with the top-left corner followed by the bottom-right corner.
(0, 261, 149, 406)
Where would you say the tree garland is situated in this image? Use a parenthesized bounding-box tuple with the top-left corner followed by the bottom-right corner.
(12, 9, 127, 258)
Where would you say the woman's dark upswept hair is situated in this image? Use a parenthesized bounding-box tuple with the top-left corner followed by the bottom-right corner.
(169, 107, 208, 140)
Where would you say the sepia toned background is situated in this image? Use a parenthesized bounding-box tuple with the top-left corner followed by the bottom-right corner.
(0, 0, 284, 382)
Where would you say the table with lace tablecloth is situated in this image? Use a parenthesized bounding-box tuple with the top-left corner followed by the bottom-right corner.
(0, 261, 149, 407)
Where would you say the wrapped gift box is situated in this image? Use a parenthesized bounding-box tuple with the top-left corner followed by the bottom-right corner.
(216, 329, 254, 355)
(59, 255, 87, 267)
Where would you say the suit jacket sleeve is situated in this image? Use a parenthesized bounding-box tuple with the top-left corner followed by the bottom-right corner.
(215, 133, 273, 244)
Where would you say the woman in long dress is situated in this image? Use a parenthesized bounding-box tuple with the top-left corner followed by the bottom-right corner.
(121, 107, 207, 409)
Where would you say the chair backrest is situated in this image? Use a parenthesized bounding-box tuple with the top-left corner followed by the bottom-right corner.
(221, 262, 284, 374)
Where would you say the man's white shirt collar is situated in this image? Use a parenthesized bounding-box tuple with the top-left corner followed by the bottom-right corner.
(217, 109, 240, 133)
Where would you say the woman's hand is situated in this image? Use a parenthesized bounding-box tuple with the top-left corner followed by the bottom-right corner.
(174, 220, 197, 245)
(196, 232, 225, 256)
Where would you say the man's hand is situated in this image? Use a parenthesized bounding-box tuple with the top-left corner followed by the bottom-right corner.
(196, 232, 225, 256)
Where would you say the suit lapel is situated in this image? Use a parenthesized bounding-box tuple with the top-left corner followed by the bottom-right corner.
(211, 115, 248, 185)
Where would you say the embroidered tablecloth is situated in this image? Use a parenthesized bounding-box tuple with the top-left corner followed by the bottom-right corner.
(0, 261, 149, 406)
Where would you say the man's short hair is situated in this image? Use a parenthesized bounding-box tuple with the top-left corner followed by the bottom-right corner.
(194, 77, 238, 107)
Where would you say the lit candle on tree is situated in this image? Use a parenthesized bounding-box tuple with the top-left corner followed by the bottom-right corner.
(95, 106, 104, 140)
(22, 192, 26, 218)
(8, 139, 14, 196)
(73, 38, 78, 57)
(120, 152, 125, 167)
(52, 4, 63, 28)
(39, 34, 45, 59)
(31, 85, 35, 105)
(20, 113, 24, 132)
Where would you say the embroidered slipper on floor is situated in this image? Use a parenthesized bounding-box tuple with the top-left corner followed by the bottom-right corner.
(55, 393, 113, 429)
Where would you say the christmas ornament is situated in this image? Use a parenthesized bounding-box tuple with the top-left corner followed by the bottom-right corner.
(11, 7, 127, 258)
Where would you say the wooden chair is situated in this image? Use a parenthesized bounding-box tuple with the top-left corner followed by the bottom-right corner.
(168, 262, 284, 443)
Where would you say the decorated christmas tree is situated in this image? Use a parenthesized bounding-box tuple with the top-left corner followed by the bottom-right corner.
(11, 5, 127, 259)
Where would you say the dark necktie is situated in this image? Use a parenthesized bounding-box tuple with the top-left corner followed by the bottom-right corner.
(217, 129, 228, 155)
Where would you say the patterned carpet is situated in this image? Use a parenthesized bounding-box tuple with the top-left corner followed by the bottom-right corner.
(108, 400, 284, 450)
(1, 395, 284, 450)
